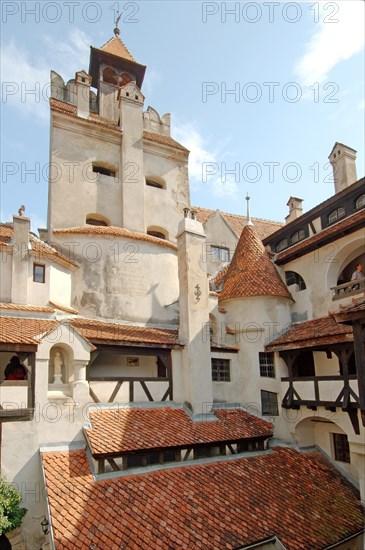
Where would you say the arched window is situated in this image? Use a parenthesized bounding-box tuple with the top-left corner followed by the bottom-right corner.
(285, 271, 306, 290)
(328, 207, 345, 224)
(103, 67, 118, 85)
(355, 194, 365, 209)
(86, 214, 109, 226)
(147, 230, 166, 240)
(145, 177, 166, 189)
(276, 238, 288, 252)
(92, 162, 117, 178)
(291, 229, 306, 245)
(120, 72, 133, 86)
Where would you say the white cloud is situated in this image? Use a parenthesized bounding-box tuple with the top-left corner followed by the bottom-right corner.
(173, 121, 239, 198)
(294, 1, 364, 87)
(1, 30, 91, 122)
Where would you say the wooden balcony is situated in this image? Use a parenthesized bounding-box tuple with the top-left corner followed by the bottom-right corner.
(331, 278, 365, 300)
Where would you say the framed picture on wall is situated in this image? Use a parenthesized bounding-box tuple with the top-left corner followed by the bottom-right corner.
(127, 357, 139, 367)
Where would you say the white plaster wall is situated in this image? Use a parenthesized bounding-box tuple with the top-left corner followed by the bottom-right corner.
(89, 354, 157, 377)
(49, 265, 72, 306)
(314, 350, 340, 376)
(48, 118, 122, 230)
(0, 252, 12, 301)
(279, 228, 365, 318)
(211, 352, 240, 404)
(144, 151, 190, 242)
(52, 234, 179, 324)
(27, 261, 50, 305)
(203, 213, 238, 277)
(221, 296, 292, 440)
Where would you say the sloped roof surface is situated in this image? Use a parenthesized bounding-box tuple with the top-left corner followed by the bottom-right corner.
(0, 317, 58, 345)
(193, 206, 283, 240)
(220, 224, 292, 302)
(41, 447, 364, 550)
(85, 407, 273, 456)
(266, 316, 353, 351)
(99, 36, 136, 62)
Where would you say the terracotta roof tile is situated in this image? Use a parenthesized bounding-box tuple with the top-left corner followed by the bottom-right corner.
(85, 407, 273, 456)
(220, 224, 292, 302)
(52, 226, 177, 251)
(49, 301, 79, 315)
(0, 315, 179, 347)
(265, 316, 353, 351)
(143, 131, 189, 153)
(0, 223, 78, 269)
(0, 316, 58, 345)
(42, 447, 364, 550)
(275, 209, 365, 264)
(99, 36, 136, 62)
(69, 318, 179, 346)
(193, 207, 283, 240)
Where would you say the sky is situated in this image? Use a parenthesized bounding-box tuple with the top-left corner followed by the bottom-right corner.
(1, 0, 364, 232)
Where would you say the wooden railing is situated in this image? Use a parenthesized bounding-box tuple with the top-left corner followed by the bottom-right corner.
(87, 376, 173, 404)
(281, 375, 359, 410)
(331, 278, 365, 300)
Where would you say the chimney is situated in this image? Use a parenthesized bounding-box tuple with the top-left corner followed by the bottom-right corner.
(176, 209, 213, 415)
(285, 197, 303, 224)
(75, 71, 91, 118)
(11, 214, 31, 304)
(329, 142, 357, 194)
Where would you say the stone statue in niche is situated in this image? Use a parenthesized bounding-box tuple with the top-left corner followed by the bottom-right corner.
(53, 351, 64, 385)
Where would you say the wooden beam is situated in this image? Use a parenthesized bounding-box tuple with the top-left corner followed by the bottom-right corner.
(140, 381, 154, 402)
(108, 381, 123, 403)
(89, 387, 100, 404)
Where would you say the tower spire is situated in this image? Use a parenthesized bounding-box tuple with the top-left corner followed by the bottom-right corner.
(245, 193, 253, 225)
(114, 9, 122, 36)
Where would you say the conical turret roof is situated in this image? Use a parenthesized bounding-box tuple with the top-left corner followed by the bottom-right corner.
(219, 223, 292, 302)
(99, 36, 136, 62)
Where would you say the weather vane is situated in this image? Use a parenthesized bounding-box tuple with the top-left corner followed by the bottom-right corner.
(114, 7, 122, 36)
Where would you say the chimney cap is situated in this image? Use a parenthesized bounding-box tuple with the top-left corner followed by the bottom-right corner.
(328, 142, 357, 160)
(286, 196, 303, 207)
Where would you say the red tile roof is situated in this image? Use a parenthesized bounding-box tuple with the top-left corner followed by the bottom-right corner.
(266, 316, 353, 352)
(143, 130, 189, 153)
(85, 407, 273, 457)
(0, 223, 79, 269)
(193, 206, 283, 240)
(48, 301, 79, 315)
(69, 318, 179, 346)
(220, 224, 292, 302)
(99, 36, 136, 62)
(41, 447, 364, 550)
(275, 209, 365, 264)
(0, 316, 58, 345)
(52, 225, 177, 250)
(0, 316, 178, 347)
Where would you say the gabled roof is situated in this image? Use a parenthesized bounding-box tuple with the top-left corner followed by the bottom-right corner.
(193, 206, 283, 240)
(0, 317, 58, 345)
(265, 316, 353, 352)
(41, 446, 364, 549)
(85, 406, 273, 457)
(219, 224, 292, 302)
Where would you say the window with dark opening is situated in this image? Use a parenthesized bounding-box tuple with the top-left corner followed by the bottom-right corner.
(147, 231, 166, 240)
(355, 194, 365, 209)
(333, 433, 350, 463)
(33, 263, 45, 284)
(285, 271, 306, 291)
(259, 352, 275, 378)
(211, 358, 230, 382)
(261, 390, 279, 416)
(146, 180, 164, 189)
(92, 164, 116, 178)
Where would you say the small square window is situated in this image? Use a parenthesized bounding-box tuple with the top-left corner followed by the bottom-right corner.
(261, 390, 279, 416)
(33, 264, 45, 284)
(210, 245, 230, 263)
(333, 433, 350, 463)
(259, 352, 275, 378)
(211, 358, 230, 382)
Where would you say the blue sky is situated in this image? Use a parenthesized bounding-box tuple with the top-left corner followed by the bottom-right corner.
(1, 1, 364, 232)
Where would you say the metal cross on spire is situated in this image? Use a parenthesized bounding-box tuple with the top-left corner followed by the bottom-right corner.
(114, 8, 122, 36)
(245, 193, 253, 225)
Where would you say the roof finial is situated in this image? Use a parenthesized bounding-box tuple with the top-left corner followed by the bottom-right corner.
(18, 205, 25, 217)
(245, 193, 253, 225)
(114, 9, 122, 36)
